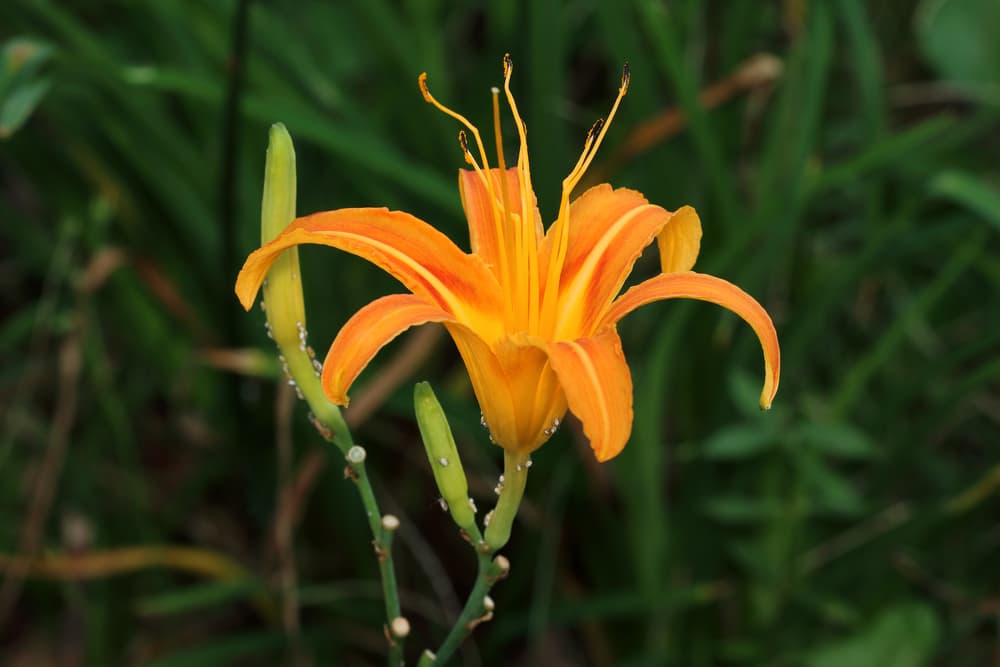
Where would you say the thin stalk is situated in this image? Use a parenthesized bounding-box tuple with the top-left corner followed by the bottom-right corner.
(431, 552, 507, 665)
(286, 353, 405, 665)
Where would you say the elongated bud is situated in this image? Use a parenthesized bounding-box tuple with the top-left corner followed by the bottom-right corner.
(260, 123, 306, 351)
(414, 382, 477, 535)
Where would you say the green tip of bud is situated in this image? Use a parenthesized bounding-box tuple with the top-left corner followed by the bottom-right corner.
(259, 123, 306, 349)
(414, 382, 478, 537)
(262, 123, 297, 244)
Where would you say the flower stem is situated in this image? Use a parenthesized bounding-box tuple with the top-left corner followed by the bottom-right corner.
(430, 552, 508, 665)
(284, 352, 405, 665)
(484, 450, 530, 550)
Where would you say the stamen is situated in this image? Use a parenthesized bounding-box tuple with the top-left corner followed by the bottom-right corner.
(540, 63, 631, 337)
(491, 88, 511, 212)
(458, 130, 474, 165)
(588, 117, 605, 142)
(501, 54, 540, 332)
(419, 72, 494, 176)
(423, 71, 515, 325)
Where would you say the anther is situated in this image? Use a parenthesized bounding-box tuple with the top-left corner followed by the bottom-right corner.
(503, 53, 513, 78)
(417, 72, 432, 102)
(587, 118, 605, 143)
(621, 62, 631, 93)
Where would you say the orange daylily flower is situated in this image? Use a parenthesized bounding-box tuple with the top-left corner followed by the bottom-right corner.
(236, 56, 780, 462)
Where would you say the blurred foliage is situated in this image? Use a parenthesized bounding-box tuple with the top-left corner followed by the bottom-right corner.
(1, 0, 999, 665)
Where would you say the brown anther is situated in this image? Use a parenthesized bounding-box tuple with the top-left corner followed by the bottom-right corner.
(459, 528, 473, 544)
(503, 53, 513, 78)
(587, 118, 605, 143)
(343, 465, 359, 481)
(458, 130, 469, 154)
(373, 539, 388, 562)
(621, 62, 631, 93)
(383, 624, 397, 648)
(417, 72, 432, 102)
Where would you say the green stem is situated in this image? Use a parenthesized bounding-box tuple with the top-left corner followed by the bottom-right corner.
(484, 451, 530, 550)
(283, 349, 405, 665)
(431, 552, 507, 665)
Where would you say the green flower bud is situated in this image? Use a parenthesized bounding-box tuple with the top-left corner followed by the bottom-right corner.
(414, 382, 477, 536)
(260, 123, 306, 351)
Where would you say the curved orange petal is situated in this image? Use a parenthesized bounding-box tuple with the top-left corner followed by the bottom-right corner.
(235, 208, 502, 336)
(600, 272, 780, 409)
(657, 205, 702, 273)
(322, 294, 456, 405)
(544, 329, 634, 462)
(538, 184, 691, 338)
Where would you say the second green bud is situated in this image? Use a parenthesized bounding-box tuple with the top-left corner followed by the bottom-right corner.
(414, 382, 479, 538)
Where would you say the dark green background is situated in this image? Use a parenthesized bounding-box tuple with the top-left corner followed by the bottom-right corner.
(2, 1, 998, 665)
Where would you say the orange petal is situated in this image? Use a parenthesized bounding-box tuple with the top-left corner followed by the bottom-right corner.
(600, 272, 780, 409)
(657, 205, 702, 273)
(544, 329, 634, 462)
(444, 323, 519, 450)
(321, 294, 456, 405)
(234, 208, 502, 336)
(538, 184, 683, 337)
(458, 167, 542, 275)
(493, 335, 567, 453)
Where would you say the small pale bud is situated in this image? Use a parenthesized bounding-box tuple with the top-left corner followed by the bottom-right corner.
(346, 445, 367, 464)
(483, 595, 495, 612)
(493, 554, 510, 573)
(381, 514, 400, 531)
(390, 616, 410, 638)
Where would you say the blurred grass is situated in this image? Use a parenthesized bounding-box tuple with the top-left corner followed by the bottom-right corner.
(1, 1, 998, 665)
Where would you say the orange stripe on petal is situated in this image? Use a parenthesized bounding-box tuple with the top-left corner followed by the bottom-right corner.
(600, 272, 780, 409)
(539, 185, 680, 337)
(321, 294, 456, 405)
(234, 208, 502, 335)
(545, 330, 634, 462)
